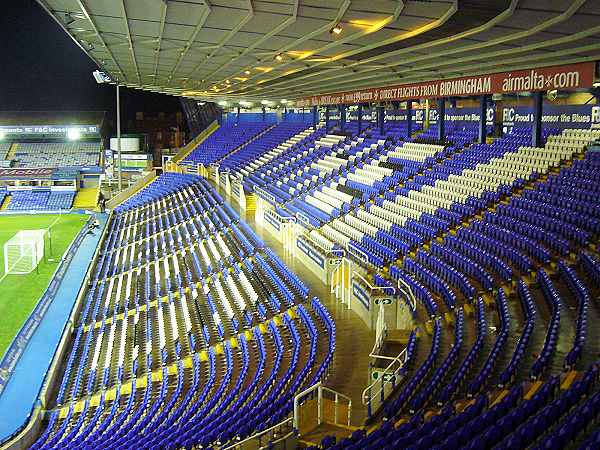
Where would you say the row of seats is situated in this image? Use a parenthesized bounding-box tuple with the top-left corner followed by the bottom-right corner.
(31, 173, 335, 450)
(7, 190, 75, 210)
(311, 128, 600, 449)
(10, 141, 101, 168)
(183, 122, 271, 165)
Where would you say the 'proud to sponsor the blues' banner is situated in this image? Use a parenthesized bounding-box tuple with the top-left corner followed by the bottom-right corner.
(502, 105, 600, 129)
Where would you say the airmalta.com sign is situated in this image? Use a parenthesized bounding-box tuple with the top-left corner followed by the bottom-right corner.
(296, 62, 596, 107)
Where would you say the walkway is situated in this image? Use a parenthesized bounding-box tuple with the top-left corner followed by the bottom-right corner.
(0, 213, 108, 442)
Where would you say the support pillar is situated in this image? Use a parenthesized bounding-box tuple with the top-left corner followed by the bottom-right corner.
(325, 105, 331, 131)
(377, 105, 385, 136)
(479, 95, 488, 144)
(340, 105, 346, 131)
(357, 104, 363, 135)
(406, 100, 412, 138)
(262, 105, 266, 122)
(424, 99, 430, 130)
(437, 98, 446, 141)
(312, 105, 317, 129)
(532, 92, 543, 147)
(237, 105, 241, 124)
(450, 98, 457, 108)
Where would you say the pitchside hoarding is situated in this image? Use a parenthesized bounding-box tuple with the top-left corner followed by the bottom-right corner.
(296, 62, 596, 107)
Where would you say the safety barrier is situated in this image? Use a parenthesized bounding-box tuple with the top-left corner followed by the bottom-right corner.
(293, 382, 352, 434)
(223, 417, 296, 450)
(105, 169, 157, 209)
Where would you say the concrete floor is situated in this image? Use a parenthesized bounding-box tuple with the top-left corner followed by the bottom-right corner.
(218, 185, 376, 426)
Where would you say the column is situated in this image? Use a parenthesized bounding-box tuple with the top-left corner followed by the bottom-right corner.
(237, 104, 241, 124)
(340, 105, 346, 131)
(479, 95, 487, 144)
(377, 104, 384, 136)
(357, 104, 363, 135)
(406, 100, 412, 138)
(532, 92, 543, 147)
(437, 98, 445, 141)
(312, 105, 318, 129)
(325, 105, 331, 131)
(262, 105, 266, 122)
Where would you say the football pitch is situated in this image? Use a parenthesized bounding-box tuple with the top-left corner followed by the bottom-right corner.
(0, 214, 88, 358)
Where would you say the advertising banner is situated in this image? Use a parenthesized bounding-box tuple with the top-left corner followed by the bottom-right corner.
(502, 105, 600, 130)
(0, 125, 98, 135)
(0, 168, 55, 179)
(296, 62, 595, 107)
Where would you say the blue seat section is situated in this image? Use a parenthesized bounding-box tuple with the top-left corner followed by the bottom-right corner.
(497, 280, 536, 387)
(29, 173, 335, 450)
(7, 189, 75, 210)
(558, 261, 588, 368)
(11, 141, 102, 168)
(183, 122, 271, 165)
(219, 122, 310, 171)
(310, 130, 600, 450)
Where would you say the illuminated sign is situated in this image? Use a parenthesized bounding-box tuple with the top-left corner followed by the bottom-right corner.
(0, 125, 99, 135)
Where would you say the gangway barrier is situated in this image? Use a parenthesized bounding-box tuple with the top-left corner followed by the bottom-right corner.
(295, 233, 343, 284)
(262, 208, 297, 254)
(293, 382, 352, 436)
(208, 163, 220, 184)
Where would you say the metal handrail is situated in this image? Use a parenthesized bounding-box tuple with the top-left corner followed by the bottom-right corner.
(293, 382, 352, 430)
(222, 417, 293, 450)
(361, 347, 408, 405)
(397, 276, 417, 311)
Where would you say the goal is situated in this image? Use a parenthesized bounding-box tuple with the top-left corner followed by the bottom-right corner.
(3, 230, 46, 275)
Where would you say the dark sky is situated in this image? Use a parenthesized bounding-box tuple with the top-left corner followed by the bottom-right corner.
(0, 0, 182, 132)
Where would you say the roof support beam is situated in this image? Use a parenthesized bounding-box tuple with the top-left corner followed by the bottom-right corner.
(187, 0, 254, 81)
(167, 1, 213, 85)
(75, 0, 127, 82)
(202, 0, 300, 80)
(120, 0, 140, 83)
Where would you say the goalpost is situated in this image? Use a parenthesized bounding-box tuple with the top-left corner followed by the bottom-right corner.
(3, 229, 46, 275)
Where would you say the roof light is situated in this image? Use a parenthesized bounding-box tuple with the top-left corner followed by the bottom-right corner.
(275, 54, 283, 62)
(261, 100, 269, 105)
(244, 70, 251, 75)
(218, 100, 227, 106)
(330, 24, 343, 35)
(280, 99, 288, 104)
(225, 80, 231, 84)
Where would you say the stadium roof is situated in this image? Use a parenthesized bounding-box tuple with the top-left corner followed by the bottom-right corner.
(37, 0, 600, 103)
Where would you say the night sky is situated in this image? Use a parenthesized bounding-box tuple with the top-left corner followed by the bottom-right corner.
(0, 0, 182, 132)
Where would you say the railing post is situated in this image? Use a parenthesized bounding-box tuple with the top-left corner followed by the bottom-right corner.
(317, 385, 323, 425)
(348, 400, 352, 426)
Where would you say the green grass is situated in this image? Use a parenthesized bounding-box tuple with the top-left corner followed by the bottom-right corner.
(0, 214, 88, 358)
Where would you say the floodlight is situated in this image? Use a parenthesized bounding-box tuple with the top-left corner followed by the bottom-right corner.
(275, 54, 283, 61)
(67, 129, 81, 141)
(280, 99, 288, 104)
(92, 70, 112, 84)
(244, 70, 251, 75)
(218, 100, 228, 106)
(330, 24, 343, 35)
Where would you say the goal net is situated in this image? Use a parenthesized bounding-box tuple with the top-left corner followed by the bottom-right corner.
(3, 230, 46, 275)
